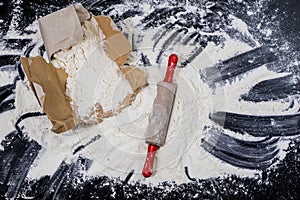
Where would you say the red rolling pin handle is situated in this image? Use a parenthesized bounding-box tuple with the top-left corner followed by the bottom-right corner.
(164, 54, 179, 83)
(142, 144, 159, 178)
(142, 54, 178, 178)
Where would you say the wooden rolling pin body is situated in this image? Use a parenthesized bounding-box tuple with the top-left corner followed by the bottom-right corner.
(145, 81, 176, 146)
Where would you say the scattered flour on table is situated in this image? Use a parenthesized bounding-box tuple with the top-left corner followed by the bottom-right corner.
(0, 4, 296, 185)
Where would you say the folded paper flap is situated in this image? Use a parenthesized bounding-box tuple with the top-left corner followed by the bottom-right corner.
(38, 4, 90, 59)
(94, 16, 132, 66)
(20, 56, 75, 133)
(94, 16, 120, 37)
(122, 66, 147, 91)
(74, 3, 91, 22)
(105, 33, 132, 63)
(50, 118, 76, 134)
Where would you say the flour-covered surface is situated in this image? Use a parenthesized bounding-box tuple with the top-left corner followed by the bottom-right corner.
(1, 0, 300, 199)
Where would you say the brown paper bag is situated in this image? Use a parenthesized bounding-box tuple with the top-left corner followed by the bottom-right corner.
(20, 4, 147, 134)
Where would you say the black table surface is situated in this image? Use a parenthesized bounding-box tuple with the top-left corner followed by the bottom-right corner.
(0, 0, 300, 199)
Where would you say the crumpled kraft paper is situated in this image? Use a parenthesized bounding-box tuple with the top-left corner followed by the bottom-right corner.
(20, 4, 147, 134)
(20, 56, 75, 133)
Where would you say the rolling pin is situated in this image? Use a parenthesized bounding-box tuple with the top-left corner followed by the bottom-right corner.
(142, 54, 178, 178)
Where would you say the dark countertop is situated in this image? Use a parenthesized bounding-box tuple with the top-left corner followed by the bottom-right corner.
(0, 0, 299, 199)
